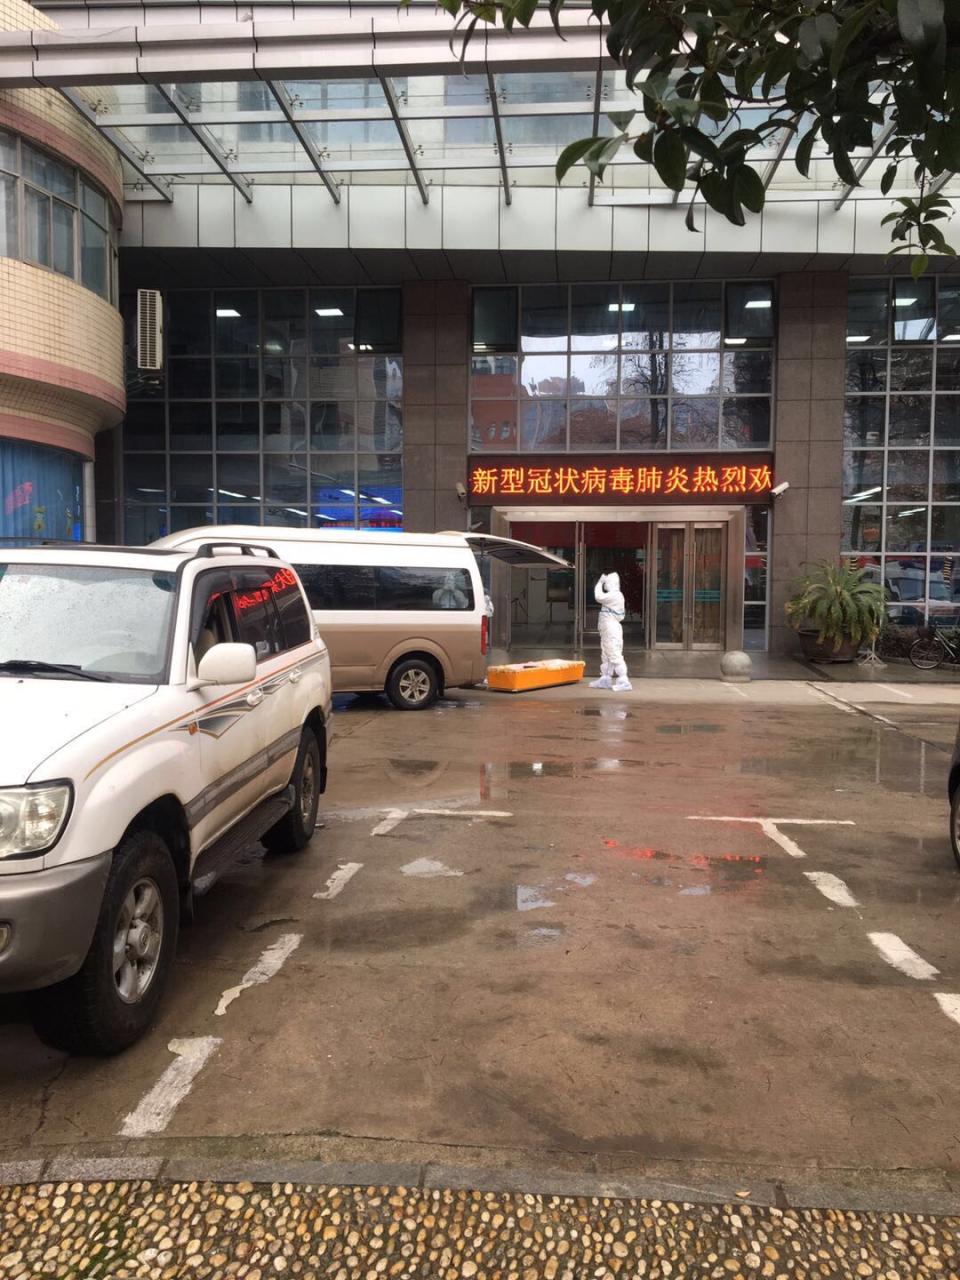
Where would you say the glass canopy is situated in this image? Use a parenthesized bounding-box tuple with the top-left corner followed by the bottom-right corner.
(69, 72, 960, 207)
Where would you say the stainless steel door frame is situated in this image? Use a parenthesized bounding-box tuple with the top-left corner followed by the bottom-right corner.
(573, 521, 587, 652)
(650, 522, 687, 649)
(689, 522, 726, 652)
(650, 521, 728, 651)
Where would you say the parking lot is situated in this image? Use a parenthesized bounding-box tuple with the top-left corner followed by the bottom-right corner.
(2, 680, 960, 1211)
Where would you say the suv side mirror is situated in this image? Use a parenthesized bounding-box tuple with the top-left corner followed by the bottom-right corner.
(196, 642, 257, 686)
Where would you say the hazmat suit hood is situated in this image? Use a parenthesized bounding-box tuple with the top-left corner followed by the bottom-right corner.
(602, 573, 620, 592)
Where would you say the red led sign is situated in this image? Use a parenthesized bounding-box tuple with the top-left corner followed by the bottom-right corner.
(468, 453, 774, 506)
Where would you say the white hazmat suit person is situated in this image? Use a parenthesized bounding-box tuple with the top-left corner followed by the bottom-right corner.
(589, 572, 633, 692)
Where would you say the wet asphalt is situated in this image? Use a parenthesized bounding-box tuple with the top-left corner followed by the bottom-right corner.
(2, 686, 960, 1207)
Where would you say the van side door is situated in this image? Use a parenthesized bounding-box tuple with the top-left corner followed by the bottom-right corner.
(293, 562, 378, 691)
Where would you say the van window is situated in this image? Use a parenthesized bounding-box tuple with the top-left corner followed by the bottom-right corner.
(377, 566, 474, 611)
(295, 563, 475, 611)
(296, 564, 377, 610)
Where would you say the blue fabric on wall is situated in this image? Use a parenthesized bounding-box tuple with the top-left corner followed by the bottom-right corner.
(0, 438, 84, 542)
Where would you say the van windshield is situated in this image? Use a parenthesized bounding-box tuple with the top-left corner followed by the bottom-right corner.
(0, 563, 178, 683)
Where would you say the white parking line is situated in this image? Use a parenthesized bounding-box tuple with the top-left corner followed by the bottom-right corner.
(722, 683, 750, 699)
(803, 871, 860, 908)
(119, 1037, 221, 1137)
(688, 816, 855, 859)
(214, 933, 302, 1016)
(314, 861, 363, 900)
(868, 932, 940, 981)
(401, 858, 463, 878)
(807, 684, 858, 714)
(372, 808, 513, 836)
(934, 993, 960, 1027)
(877, 685, 913, 699)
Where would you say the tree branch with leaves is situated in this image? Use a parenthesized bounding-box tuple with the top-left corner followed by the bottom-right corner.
(430, 0, 958, 276)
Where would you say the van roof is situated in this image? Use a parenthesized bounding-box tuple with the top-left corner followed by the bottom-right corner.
(152, 525, 472, 551)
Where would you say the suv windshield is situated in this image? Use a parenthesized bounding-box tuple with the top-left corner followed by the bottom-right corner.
(0, 563, 178, 683)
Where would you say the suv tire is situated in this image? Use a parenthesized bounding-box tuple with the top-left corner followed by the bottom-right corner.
(30, 831, 179, 1056)
(386, 657, 439, 710)
(263, 728, 323, 854)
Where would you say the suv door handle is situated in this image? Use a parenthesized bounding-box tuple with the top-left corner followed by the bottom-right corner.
(246, 688, 264, 707)
(289, 668, 303, 684)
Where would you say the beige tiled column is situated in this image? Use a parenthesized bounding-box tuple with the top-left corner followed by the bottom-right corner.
(402, 281, 470, 533)
(769, 271, 847, 654)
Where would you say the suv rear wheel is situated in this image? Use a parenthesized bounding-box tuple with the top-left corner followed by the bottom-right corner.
(263, 728, 323, 853)
(386, 657, 439, 710)
(31, 831, 179, 1055)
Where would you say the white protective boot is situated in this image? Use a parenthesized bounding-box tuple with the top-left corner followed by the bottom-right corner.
(590, 573, 632, 692)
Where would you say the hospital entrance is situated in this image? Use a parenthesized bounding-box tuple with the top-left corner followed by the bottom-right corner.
(491, 509, 748, 656)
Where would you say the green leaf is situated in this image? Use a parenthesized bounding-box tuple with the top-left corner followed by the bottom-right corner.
(633, 132, 654, 163)
(606, 110, 636, 133)
(681, 126, 720, 166)
(897, 0, 942, 47)
(664, 96, 699, 125)
(584, 135, 623, 180)
(685, 198, 700, 233)
(911, 253, 930, 279)
(880, 162, 899, 195)
(653, 129, 687, 191)
(829, 1, 878, 77)
(795, 126, 819, 178)
(733, 165, 765, 214)
(833, 145, 859, 187)
(555, 136, 602, 183)
(798, 16, 824, 62)
(938, 119, 960, 171)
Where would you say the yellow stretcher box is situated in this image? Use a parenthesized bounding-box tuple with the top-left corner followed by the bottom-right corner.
(486, 659, 586, 694)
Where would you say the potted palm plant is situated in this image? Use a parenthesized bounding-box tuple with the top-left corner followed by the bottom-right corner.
(785, 561, 885, 662)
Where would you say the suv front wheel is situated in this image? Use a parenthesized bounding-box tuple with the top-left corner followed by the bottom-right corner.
(31, 831, 179, 1055)
(386, 657, 439, 710)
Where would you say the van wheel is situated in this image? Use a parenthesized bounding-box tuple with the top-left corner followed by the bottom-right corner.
(387, 658, 439, 710)
(30, 832, 179, 1056)
(263, 729, 323, 853)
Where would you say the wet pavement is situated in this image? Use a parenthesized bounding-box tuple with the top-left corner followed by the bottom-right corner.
(2, 682, 960, 1271)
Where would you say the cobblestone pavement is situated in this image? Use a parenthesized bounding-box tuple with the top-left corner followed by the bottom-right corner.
(1, 1180, 958, 1279)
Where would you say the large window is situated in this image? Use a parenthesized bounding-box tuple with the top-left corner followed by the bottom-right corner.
(470, 282, 774, 453)
(0, 439, 84, 543)
(845, 277, 960, 629)
(122, 288, 403, 542)
(0, 128, 118, 303)
(296, 563, 475, 611)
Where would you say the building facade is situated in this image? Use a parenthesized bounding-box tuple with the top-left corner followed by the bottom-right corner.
(1, 0, 958, 655)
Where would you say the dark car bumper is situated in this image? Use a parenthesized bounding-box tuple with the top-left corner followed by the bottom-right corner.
(0, 853, 111, 993)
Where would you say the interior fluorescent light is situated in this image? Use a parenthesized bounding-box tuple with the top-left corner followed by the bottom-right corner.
(846, 335, 871, 343)
(942, 333, 960, 341)
(849, 486, 882, 501)
(136, 487, 165, 493)
(724, 337, 748, 346)
(216, 308, 240, 318)
(897, 507, 926, 517)
(371, 496, 392, 505)
(315, 308, 344, 317)
(390, 509, 403, 517)
(339, 488, 356, 497)
(216, 488, 247, 499)
(894, 296, 918, 307)
(744, 299, 772, 309)
(608, 302, 636, 313)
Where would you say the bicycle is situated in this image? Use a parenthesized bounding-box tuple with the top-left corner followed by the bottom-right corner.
(909, 625, 960, 670)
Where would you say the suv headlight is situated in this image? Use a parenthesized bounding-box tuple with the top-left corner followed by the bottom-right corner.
(0, 783, 73, 857)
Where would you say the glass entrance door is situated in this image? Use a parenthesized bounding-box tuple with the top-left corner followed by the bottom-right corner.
(652, 522, 726, 651)
(577, 522, 649, 649)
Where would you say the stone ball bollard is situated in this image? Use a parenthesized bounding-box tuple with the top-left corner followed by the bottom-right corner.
(720, 650, 752, 683)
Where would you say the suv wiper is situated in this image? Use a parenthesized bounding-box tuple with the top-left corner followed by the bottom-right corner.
(0, 659, 113, 682)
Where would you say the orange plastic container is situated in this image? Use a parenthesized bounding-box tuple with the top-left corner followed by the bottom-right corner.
(486, 659, 586, 694)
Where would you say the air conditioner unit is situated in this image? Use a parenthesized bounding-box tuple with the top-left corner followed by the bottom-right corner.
(137, 288, 163, 371)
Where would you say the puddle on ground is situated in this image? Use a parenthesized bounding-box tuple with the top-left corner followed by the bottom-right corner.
(578, 708, 632, 720)
(401, 858, 464, 878)
(518, 925, 566, 948)
(516, 872, 598, 912)
(655, 724, 722, 735)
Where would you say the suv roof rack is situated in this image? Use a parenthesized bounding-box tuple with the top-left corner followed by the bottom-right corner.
(192, 541, 280, 560)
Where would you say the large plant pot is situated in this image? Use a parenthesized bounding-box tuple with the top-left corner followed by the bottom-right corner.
(797, 629, 858, 663)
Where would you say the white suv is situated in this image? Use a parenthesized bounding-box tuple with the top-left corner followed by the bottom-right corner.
(0, 541, 331, 1054)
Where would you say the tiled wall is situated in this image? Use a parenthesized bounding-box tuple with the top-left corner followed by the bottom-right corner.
(402, 280, 470, 534)
(768, 270, 846, 654)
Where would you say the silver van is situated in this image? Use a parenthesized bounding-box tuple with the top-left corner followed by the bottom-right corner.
(153, 526, 564, 709)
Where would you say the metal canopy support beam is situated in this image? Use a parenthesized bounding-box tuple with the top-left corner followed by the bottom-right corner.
(59, 87, 173, 202)
(378, 72, 428, 205)
(486, 69, 511, 207)
(834, 121, 896, 210)
(266, 79, 340, 205)
(156, 83, 253, 203)
(587, 64, 603, 208)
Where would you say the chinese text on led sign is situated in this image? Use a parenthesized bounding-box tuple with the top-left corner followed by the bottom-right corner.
(469, 463, 773, 500)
